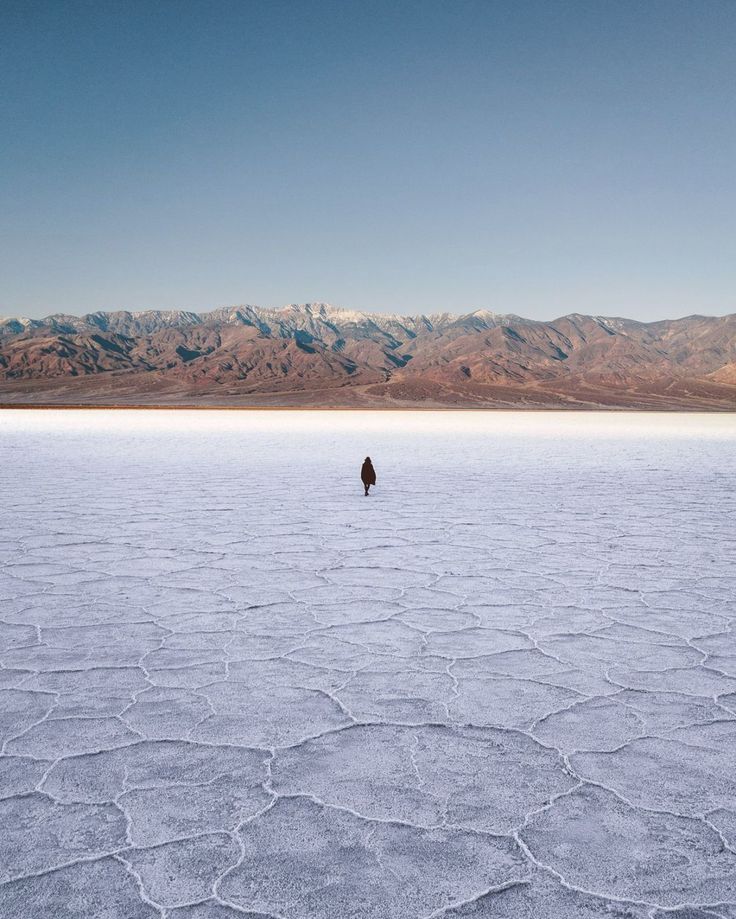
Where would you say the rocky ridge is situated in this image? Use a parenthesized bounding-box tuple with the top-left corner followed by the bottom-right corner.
(1, 303, 734, 408)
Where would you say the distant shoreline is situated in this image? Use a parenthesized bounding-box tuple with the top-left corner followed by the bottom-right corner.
(1, 403, 734, 414)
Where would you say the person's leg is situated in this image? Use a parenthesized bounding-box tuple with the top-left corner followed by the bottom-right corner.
(364, 483, 369, 496)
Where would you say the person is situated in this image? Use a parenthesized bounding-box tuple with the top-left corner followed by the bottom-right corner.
(361, 456, 376, 496)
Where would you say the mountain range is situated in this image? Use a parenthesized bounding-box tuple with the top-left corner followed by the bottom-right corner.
(1, 303, 735, 409)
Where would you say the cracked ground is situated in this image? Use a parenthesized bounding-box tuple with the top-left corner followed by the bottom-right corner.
(0, 409, 735, 919)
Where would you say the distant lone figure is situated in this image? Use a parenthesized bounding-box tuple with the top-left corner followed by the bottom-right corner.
(361, 457, 376, 496)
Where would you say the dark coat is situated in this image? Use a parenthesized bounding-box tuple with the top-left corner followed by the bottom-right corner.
(361, 459, 376, 486)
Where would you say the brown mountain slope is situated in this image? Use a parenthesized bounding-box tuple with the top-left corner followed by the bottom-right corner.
(0, 304, 734, 409)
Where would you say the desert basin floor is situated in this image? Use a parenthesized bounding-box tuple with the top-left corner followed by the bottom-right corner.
(0, 409, 735, 919)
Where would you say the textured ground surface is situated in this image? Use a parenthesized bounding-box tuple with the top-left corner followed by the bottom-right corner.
(0, 409, 735, 919)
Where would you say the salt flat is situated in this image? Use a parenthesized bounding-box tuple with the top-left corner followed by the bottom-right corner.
(0, 409, 735, 919)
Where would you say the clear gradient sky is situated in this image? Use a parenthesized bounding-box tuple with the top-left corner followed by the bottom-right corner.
(2, 0, 735, 321)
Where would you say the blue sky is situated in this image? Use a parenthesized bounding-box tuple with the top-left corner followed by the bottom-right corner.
(1, 0, 734, 321)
